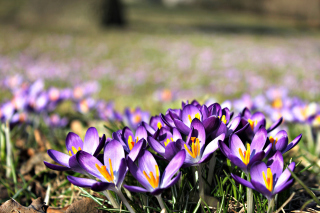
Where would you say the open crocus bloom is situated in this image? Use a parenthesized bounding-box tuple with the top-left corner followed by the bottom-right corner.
(267, 130, 302, 156)
(148, 128, 182, 161)
(112, 126, 147, 161)
(231, 151, 295, 201)
(142, 115, 169, 136)
(44, 127, 105, 173)
(124, 107, 150, 130)
(124, 150, 186, 195)
(177, 119, 225, 167)
(171, 104, 220, 135)
(219, 128, 271, 173)
(67, 140, 127, 191)
(239, 108, 283, 141)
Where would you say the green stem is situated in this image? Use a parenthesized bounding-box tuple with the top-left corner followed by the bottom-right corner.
(5, 122, 15, 185)
(206, 153, 216, 194)
(246, 175, 254, 213)
(267, 198, 275, 213)
(0, 123, 5, 162)
(155, 195, 167, 213)
(198, 165, 205, 200)
(103, 190, 120, 208)
(116, 189, 135, 213)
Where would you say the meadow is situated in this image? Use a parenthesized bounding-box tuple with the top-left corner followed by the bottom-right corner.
(0, 1, 320, 212)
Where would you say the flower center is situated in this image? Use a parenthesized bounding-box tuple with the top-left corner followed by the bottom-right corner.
(143, 165, 159, 188)
(188, 113, 201, 123)
(133, 114, 141, 123)
(272, 98, 283, 109)
(128, 135, 139, 150)
(79, 100, 89, 113)
(68, 146, 81, 156)
(262, 168, 273, 192)
(218, 115, 227, 124)
(184, 137, 200, 158)
(164, 137, 174, 147)
(248, 119, 257, 130)
(95, 158, 114, 182)
(269, 136, 278, 149)
(239, 143, 250, 165)
(157, 122, 162, 129)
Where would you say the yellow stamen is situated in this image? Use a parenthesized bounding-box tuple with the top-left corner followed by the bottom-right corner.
(248, 119, 257, 130)
(272, 98, 283, 109)
(221, 115, 227, 124)
(262, 168, 273, 192)
(238, 144, 250, 165)
(188, 113, 201, 123)
(184, 137, 201, 158)
(128, 135, 139, 150)
(157, 122, 162, 129)
(95, 163, 114, 182)
(143, 165, 159, 188)
(69, 146, 81, 156)
(269, 136, 278, 149)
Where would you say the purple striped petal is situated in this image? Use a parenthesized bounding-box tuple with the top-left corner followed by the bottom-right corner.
(104, 140, 125, 178)
(47, 150, 70, 167)
(228, 154, 247, 172)
(136, 126, 148, 140)
(267, 117, 283, 133)
(44, 161, 70, 171)
(127, 158, 152, 191)
(148, 136, 165, 155)
(229, 134, 246, 159)
(218, 140, 231, 158)
(250, 161, 267, 187)
(91, 182, 115, 192)
(231, 173, 254, 189)
(65, 133, 83, 155)
(94, 134, 106, 156)
(251, 128, 267, 154)
(251, 179, 272, 200)
(203, 116, 219, 134)
(181, 105, 202, 127)
(283, 134, 302, 153)
(76, 151, 105, 181)
(267, 151, 283, 182)
(190, 119, 206, 147)
(172, 128, 182, 141)
(273, 179, 294, 195)
(274, 162, 295, 192)
(83, 127, 99, 155)
(162, 172, 181, 189)
(138, 151, 159, 179)
(128, 139, 145, 161)
(201, 133, 225, 158)
(116, 159, 127, 188)
(161, 150, 185, 187)
(67, 176, 97, 188)
(174, 119, 190, 135)
(164, 142, 181, 160)
(123, 185, 148, 193)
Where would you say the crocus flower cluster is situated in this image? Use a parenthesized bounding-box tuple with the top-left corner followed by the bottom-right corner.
(44, 98, 302, 212)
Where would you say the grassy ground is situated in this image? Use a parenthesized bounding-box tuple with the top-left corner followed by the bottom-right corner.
(1, 0, 320, 114)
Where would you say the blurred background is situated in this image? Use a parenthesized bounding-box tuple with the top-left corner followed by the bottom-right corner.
(0, 0, 320, 112)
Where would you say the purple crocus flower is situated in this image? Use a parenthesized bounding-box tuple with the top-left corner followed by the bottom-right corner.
(112, 126, 147, 161)
(44, 114, 68, 128)
(0, 102, 14, 122)
(267, 130, 302, 156)
(148, 128, 182, 161)
(76, 98, 95, 114)
(239, 108, 283, 141)
(142, 115, 168, 136)
(177, 119, 225, 167)
(231, 151, 295, 201)
(219, 128, 271, 173)
(123, 150, 186, 195)
(44, 127, 105, 173)
(67, 140, 127, 191)
(124, 107, 150, 130)
(164, 104, 220, 135)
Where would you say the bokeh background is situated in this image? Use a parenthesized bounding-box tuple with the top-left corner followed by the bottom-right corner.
(0, 0, 320, 110)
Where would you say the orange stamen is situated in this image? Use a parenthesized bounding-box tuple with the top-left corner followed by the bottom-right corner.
(262, 168, 273, 192)
(157, 122, 162, 129)
(248, 119, 257, 130)
(238, 144, 250, 165)
(128, 135, 139, 150)
(184, 137, 201, 158)
(143, 165, 159, 188)
(95, 162, 114, 182)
